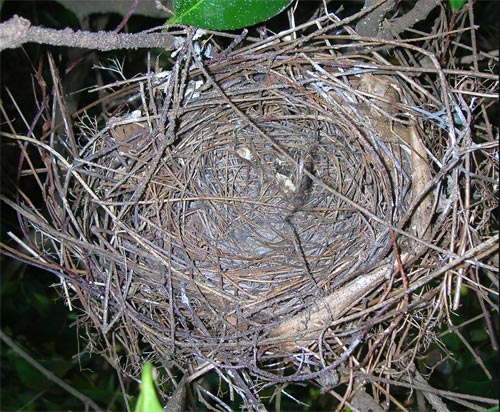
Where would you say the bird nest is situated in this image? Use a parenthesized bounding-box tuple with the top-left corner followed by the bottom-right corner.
(2, 13, 498, 411)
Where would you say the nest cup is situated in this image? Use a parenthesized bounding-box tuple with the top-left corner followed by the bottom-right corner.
(73, 49, 416, 380)
(83, 52, 414, 359)
(4, 20, 498, 410)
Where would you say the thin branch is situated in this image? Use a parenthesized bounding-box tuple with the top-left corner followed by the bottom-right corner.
(0, 15, 184, 52)
(388, 0, 441, 38)
(0, 329, 102, 411)
(355, 0, 396, 38)
(355, 0, 439, 39)
(55, 0, 172, 22)
(413, 368, 451, 412)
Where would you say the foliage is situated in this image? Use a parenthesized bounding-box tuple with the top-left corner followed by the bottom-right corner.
(167, 0, 294, 29)
(0, 268, 130, 411)
(449, 0, 467, 11)
(134, 363, 163, 412)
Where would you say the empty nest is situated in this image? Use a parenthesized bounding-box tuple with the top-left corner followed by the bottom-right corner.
(1, 12, 498, 411)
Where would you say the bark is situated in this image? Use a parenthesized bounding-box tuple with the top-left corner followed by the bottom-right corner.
(355, 0, 439, 39)
(0, 15, 183, 52)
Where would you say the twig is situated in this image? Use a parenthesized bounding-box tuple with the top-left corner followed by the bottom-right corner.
(0, 15, 183, 52)
(0, 329, 102, 411)
(413, 368, 451, 412)
(355, 0, 440, 39)
(358, 372, 498, 407)
(114, 0, 141, 33)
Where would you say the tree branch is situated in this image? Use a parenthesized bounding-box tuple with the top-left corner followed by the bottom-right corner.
(355, 0, 396, 38)
(0, 329, 102, 411)
(388, 0, 440, 38)
(0, 15, 183, 52)
(54, 0, 172, 22)
(355, 0, 439, 39)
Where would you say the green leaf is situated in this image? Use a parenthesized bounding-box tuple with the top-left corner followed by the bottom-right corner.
(448, 0, 467, 11)
(168, 0, 294, 30)
(14, 356, 49, 390)
(134, 362, 163, 412)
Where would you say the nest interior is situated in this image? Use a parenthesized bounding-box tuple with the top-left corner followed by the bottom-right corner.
(80, 52, 417, 358)
(1, 11, 498, 411)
